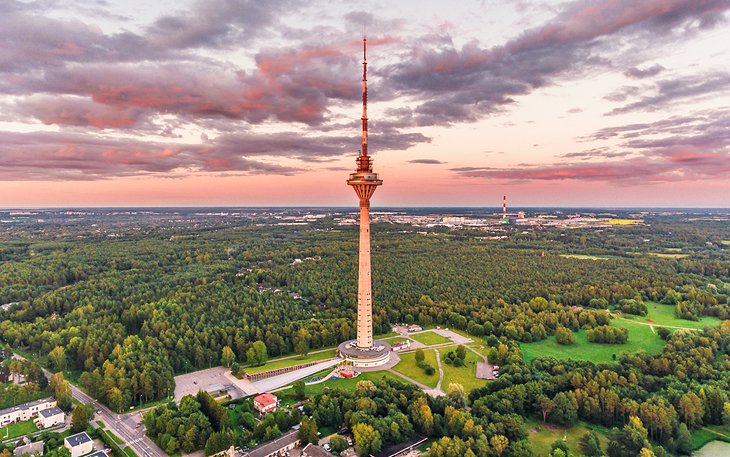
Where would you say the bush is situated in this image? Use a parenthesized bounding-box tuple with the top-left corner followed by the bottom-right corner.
(555, 326, 576, 345)
(657, 327, 672, 340)
(620, 299, 648, 316)
(587, 325, 628, 344)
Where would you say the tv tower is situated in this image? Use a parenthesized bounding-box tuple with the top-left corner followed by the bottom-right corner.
(339, 36, 391, 368)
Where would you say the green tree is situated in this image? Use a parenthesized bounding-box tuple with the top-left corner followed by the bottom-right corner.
(48, 346, 67, 372)
(221, 346, 235, 368)
(298, 417, 318, 445)
(294, 329, 311, 357)
(579, 431, 602, 457)
(246, 341, 268, 366)
(415, 348, 425, 363)
(353, 423, 382, 456)
(329, 436, 347, 453)
(675, 423, 692, 455)
(550, 393, 578, 426)
(70, 404, 94, 433)
(204, 430, 233, 456)
(293, 380, 306, 400)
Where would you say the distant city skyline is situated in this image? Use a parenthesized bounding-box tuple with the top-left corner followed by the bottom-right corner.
(1, 0, 729, 208)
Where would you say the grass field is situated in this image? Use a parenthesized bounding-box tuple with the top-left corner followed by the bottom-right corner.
(649, 252, 689, 259)
(1, 419, 38, 439)
(123, 447, 139, 457)
(521, 322, 664, 364)
(382, 336, 412, 345)
(278, 370, 407, 397)
(526, 418, 609, 457)
(692, 425, 730, 449)
(393, 349, 439, 388)
(520, 302, 718, 364)
(244, 349, 337, 374)
(619, 302, 722, 330)
(438, 346, 486, 392)
(410, 331, 451, 346)
(559, 254, 609, 260)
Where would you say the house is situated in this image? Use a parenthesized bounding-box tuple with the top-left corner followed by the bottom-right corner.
(35, 407, 64, 429)
(302, 443, 332, 457)
(64, 432, 93, 457)
(406, 325, 423, 332)
(253, 393, 278, 415)
(13, 437, 44, 457)
(243, 429, 300, 457)
(0, 398, 57, 426)
(86, 451, 108, 457)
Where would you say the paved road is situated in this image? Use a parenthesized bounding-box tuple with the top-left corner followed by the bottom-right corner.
(13, 354, 165, 457)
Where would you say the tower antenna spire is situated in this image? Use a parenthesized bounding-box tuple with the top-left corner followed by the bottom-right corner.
(361, 34, 368, 161)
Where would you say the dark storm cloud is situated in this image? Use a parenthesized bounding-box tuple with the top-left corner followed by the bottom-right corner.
(382, 0, 730, 126)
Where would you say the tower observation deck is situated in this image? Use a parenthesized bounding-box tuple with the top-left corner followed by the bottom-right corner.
(338, 37, 391, 368)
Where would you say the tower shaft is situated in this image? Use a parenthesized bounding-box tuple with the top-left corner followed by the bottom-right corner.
(347, 36, 381, 350)
(356, 202, 373, 348)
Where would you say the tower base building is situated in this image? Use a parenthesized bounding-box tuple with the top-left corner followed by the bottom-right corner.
(338, 339, 391, 368)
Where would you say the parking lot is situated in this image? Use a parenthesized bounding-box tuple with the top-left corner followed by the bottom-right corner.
(173, 366, 244, 402)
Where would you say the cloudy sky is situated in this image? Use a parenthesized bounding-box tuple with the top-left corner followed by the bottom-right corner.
(1, 0, 729, 207)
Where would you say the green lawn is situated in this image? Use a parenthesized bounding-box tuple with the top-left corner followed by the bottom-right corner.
(619, 302, 722, 330)
(410, 331, 452, 346)
(123, 447, 139, 457)
(279, 371, 407, 397)
(244, 349, 337, 374)
(2, 419, 38, 439)
(693, 425, 730, 449)
(382, 336, 412, 345)
(526, 418, 609, 457)
(392, 349, 439, 388)
(521, 322, 665, 365)
(438, 347, 486, 392)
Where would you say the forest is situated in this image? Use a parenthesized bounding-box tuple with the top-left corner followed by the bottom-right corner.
(0, 210, 728, 419)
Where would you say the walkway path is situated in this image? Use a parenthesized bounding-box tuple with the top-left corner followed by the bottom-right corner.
(387, 369, 444, 397)
(433, 349, 444, 392)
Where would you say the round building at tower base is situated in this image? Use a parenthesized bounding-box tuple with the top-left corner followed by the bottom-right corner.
(337, 339, 391, 368)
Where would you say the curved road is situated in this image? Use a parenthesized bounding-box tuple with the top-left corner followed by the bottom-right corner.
(13, 354, 165, 457)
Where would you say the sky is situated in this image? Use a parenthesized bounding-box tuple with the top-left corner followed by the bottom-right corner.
(1, 0, 730, 208)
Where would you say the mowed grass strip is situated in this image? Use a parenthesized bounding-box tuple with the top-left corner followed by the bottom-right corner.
(521, 323, 664, 365)
(438, 346, 485, 392)
(410, 331, 452, 346)
(244, 349, 337, 374)
(280, 370, 409, 397)
(393, 349, 439, 388)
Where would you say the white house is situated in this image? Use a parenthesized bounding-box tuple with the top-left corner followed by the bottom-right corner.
(64, 432, 93, 457)
(0, 398, 57, 426)
(35, 407, 64, 429)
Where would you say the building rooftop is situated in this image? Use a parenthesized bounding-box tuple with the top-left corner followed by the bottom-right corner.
(14, 441, 44, 457)
(38, 407, 64, 418)
(253, 393, 277, 407)
(0, 397, 55, 417)
(65, 432, 92, 447)
(243, 429, 299, 457)
(302, 443, 332, 457)
(87, 451, 108, 457)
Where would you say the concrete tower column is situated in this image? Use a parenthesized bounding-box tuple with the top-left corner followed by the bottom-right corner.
(356, 199, 373, 349)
